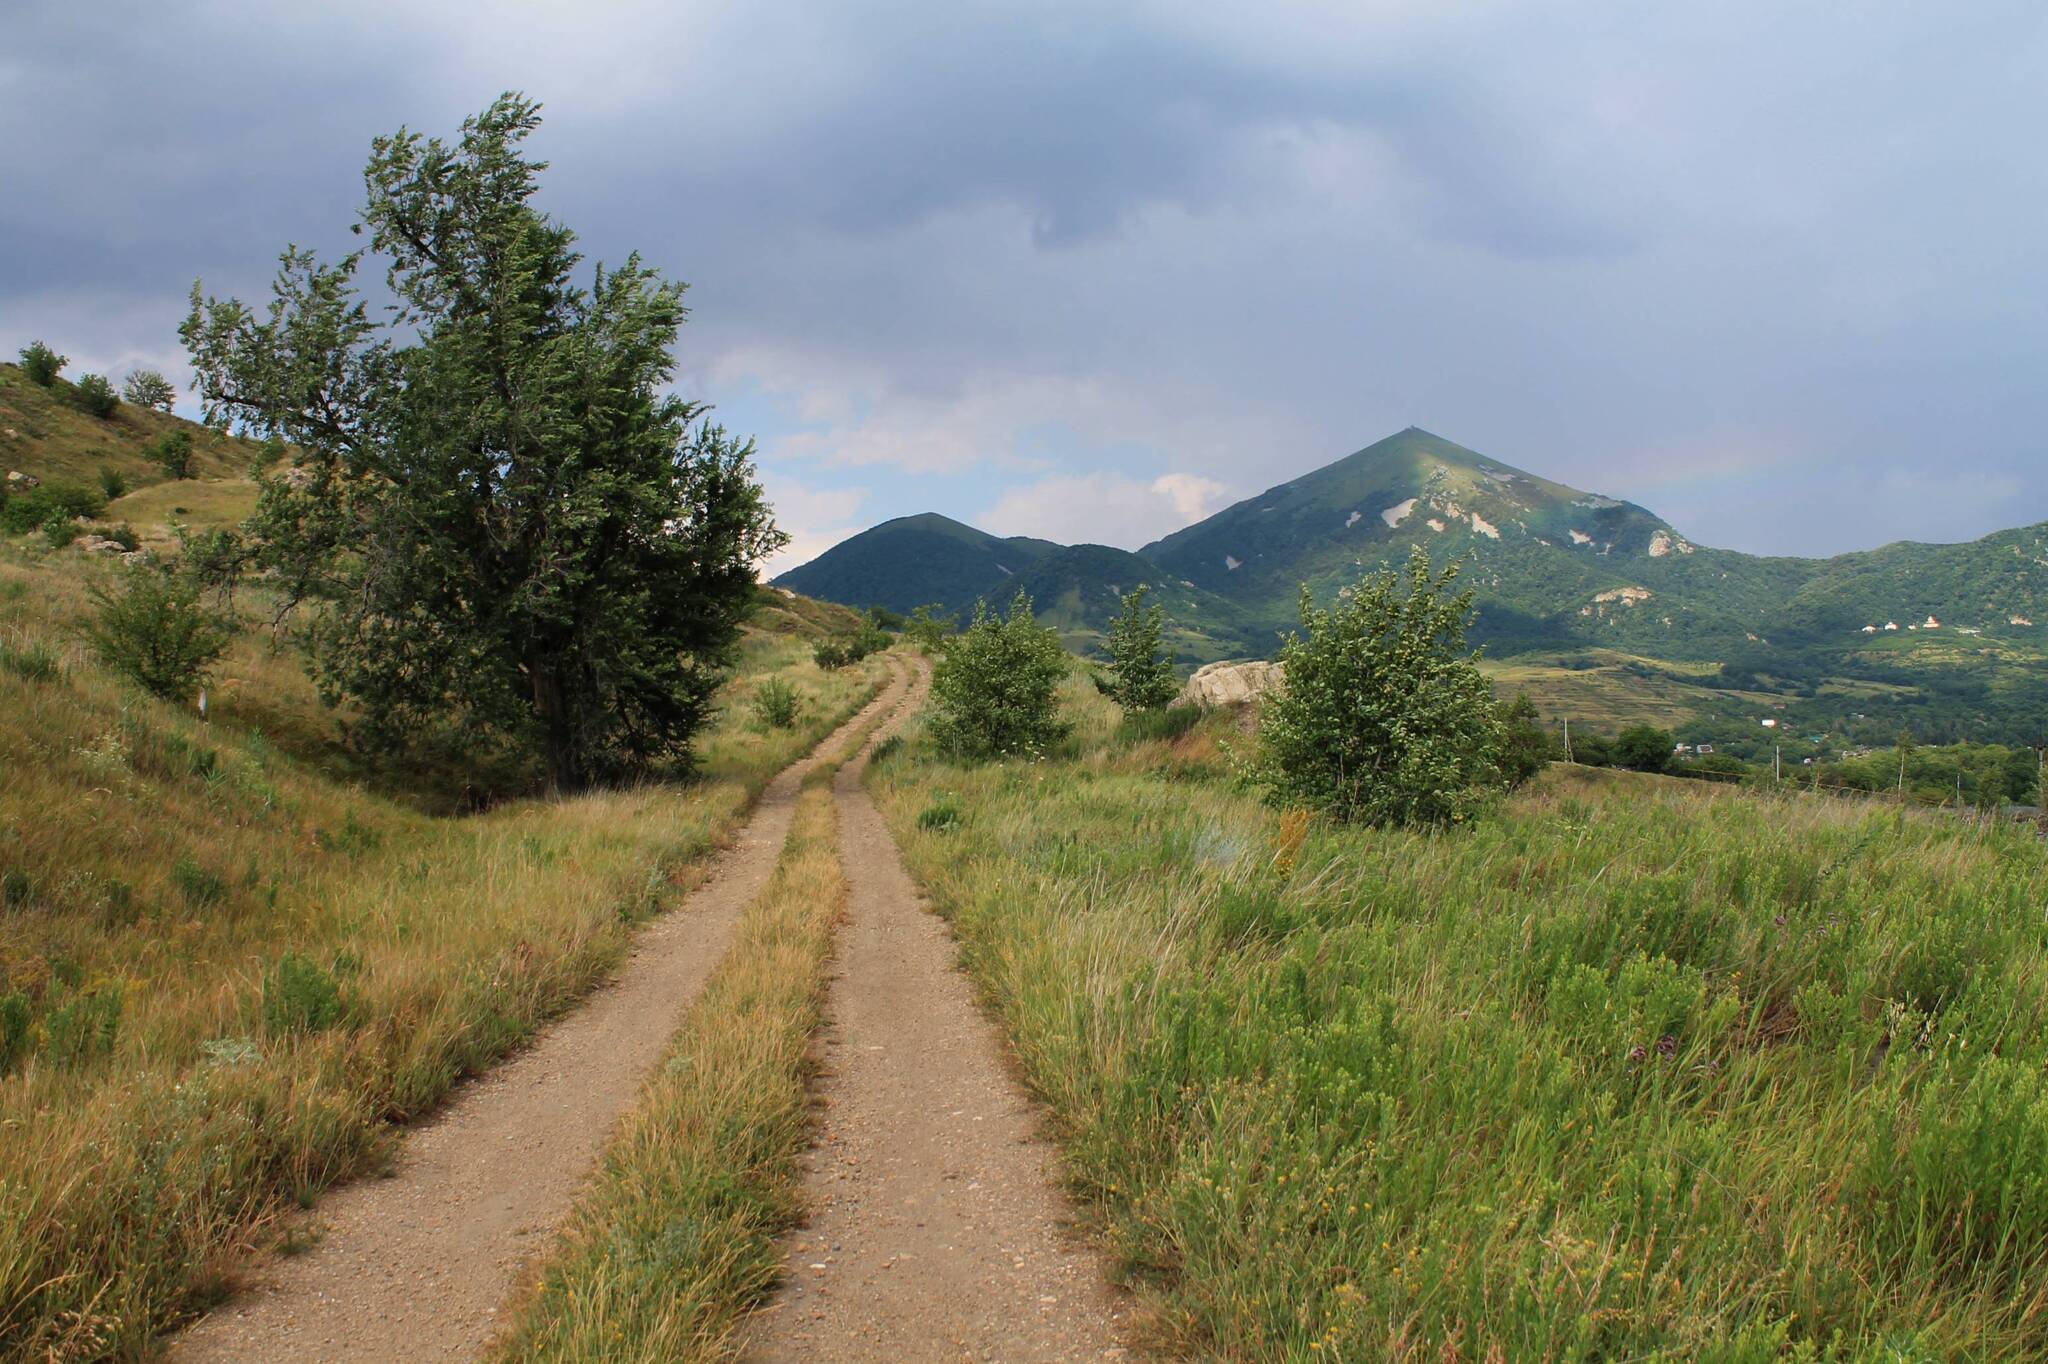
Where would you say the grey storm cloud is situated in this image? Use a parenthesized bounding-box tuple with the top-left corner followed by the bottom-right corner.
(5, 0, 2047, 559)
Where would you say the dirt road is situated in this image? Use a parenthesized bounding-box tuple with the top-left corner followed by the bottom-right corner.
(741, 663, 1131, 1363)
(169, 660, 916, 1363)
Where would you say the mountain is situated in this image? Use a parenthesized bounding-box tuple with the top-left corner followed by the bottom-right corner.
(772, 427, 2048, 738)
(774, 513, 1061, 619)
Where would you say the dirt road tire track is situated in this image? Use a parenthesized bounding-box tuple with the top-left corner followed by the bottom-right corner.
(168, 659, 917, 1363)
(742, 663, 1132, 1363)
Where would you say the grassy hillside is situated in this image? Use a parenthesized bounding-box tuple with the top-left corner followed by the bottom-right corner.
(0, 362, 254, 490)
(870, 674, 2048, 1360)
(0, 412, 884, 1356)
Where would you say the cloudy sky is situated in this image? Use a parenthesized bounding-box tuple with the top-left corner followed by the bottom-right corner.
(5, 1, 2045, 572)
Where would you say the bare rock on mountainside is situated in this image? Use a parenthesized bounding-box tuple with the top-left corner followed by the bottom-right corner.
(1180, 659, 1284, 708)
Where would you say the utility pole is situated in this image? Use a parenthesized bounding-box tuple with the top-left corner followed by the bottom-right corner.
(1561, 717, 1573, 764)
(1774, 745, 1781, 783)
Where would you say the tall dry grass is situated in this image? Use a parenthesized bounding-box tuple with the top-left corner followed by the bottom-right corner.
(0, 541, 886, 1360)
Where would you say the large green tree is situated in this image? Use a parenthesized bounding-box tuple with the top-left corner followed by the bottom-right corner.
(1250, 548, 1504, 827)
(183, 95, 784, 789)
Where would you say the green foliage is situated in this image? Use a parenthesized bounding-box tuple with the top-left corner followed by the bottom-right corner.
(1105, 584, 1177, 711)
(262, 951, 347, 1035)
(1, 482, 104, 534)
(0, 640, 61, 682)
(927, 591, 1070, 761)
(97, 466, 128, 500)
(18, 341, 66, 386)
(1118, 702, 1203, 745)
(2, 869, 32, 908)
(1250, 548, 1504, 826)
(1496, 691, 1552, 788)
(42, 983, 125, 1068)
(170, 857, 226, 908)
(182, 94, 785, 791)
(812, 623, 889, 671)
(72, 373, 119, 418)
(1614, 724, 1674, 773)
(904, 603, 956, 653)
(41, 513, 78, 550)
(148, 429, 194, 479)
(916, 796, 962, 830)
(121, 369, 177, 411)
(0, 992, 29, 1075)
(749, 676, 802, 730)
(83, 567, 232, 701)
(877, 693, 2048, 1359)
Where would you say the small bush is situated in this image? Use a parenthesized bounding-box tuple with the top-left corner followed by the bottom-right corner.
(171, 857, 226, 908)
(98, 466, 128, 500)
(1106, 585, 1178, 712)
(0, 640, 61, 681)
(1497, 692, 1553, 788)
(927, 591, 1070, 761)
(917, 797, 963, 831)
(262, 952, 347, 1035)
(73, 373, 119, 418)
(1, 482, 104, 534)
(41, 513, 79, 550)
(18, 341, 66, 386)
(0, 992, 30, 1074)
(2, 869, 32, 907)
(148, 429, 194, 479)
(83, 566, 233, 701)
(812, 641, 850, 670)
(41, 983, 124, 1068)
(122, 368, 177, 411)
(750, 676, 802, 729)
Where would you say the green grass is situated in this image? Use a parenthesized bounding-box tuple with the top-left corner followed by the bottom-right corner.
(869, 677, 2048, 1361)
(0, 531, 888, 1359)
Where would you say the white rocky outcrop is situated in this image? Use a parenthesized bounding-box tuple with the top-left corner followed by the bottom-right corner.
(1380, 497, 1417, 528)
(1178, 659, 1285, 708)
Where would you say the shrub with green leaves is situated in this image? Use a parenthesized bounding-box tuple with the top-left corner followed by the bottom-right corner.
(1497, 691, 1553, 788)
(121, 368, 177, 411)
(83, 566, 232, 702)
(41, 513, 79, 550)
(171, 857, 226, 907)
(1248, 547, 1503, 826)
(41, 983, 124, 1068)
(750, 676, 802, 729)
(73, 373, 119, 418)
(1105, 584, 1178, 712)
(0, 992, 30, 1075)
(262, 952, 347, 1035)
(927, 591, 1070, 761)
(905, 603, 955, 653)
(98, 466, 129, 500)
(148, 429, 194, 479)
(1, 482, 104, 534)
(18, 340, 66, 386)
(1614, 723, 1675, 773)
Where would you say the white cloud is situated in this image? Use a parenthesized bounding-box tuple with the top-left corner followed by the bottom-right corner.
(756, 472, 868, 578)
(980, 470, 1233, 548)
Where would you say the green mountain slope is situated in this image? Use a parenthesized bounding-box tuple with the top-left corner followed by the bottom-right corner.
(771, 427, 2048, 739)
(773, 512, 1060, 618)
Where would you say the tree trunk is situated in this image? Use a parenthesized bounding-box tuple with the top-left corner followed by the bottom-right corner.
(531, 659, 580, 791)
